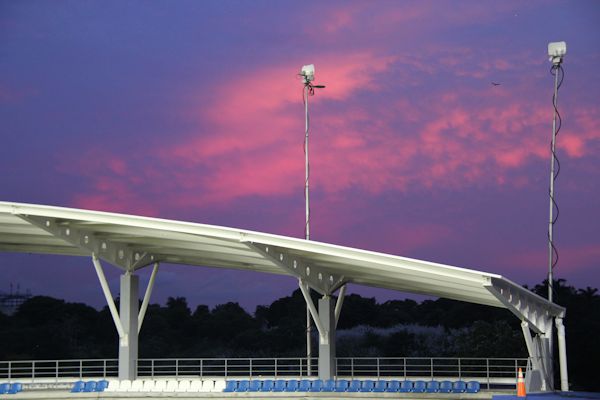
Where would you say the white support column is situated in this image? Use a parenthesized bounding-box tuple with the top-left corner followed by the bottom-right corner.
(521, 321, 544, 392)
(318, 295, 336, 380)
(555, 317, 569, 391)
(138, 262, 159, 333)
(119, 272, 139, 380)
(534, 334, 554, 391)
(298, 280, 337, 380)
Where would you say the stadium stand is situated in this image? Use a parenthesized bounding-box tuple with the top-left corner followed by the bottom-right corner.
(467, 381, 481, 393)
(8, 382, 23, 394)
(247, 380, 261, 392)
(399, 380, 413, 393)
(373, 380, 387, 392)
(286, 380, 300, 392)
(334, 379, 349, 392)
(213, 379, 226, 392)
(273, 379, 286, 392)
(312, 379, 325, 392)
(298, 379, 312, 391)
(360, 380, 375, 392)
(413, 380, 427, 393)
(261, 379, 275, 392)
(385, 380, 400, 392)
(347, 380, 361, 392)
(82, 381, 97, 392)
(70, 381, 85, 393)
(426, 380, 440, 393)
(223, 380, 237, 392)
(453, 380, 467, 393)
(96, 379, 108, 392)
(439, 380, 453, 393)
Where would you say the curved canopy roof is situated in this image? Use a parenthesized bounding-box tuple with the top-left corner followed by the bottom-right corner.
(0, 201, 564, 325)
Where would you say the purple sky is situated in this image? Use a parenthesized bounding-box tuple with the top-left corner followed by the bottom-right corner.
(1, 1, 599, 311)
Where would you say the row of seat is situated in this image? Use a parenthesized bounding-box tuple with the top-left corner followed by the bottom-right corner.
(103, 379, 226, 393)
(223, 379, 480, 393)
(71, 380, 109, 393)
(0, 382, 23, 395)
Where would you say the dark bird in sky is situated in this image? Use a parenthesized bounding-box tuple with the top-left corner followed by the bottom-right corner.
(491, 82, 501, 86)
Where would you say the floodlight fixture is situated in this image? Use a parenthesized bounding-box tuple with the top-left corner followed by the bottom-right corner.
(300, 64, 315, 83)
(548, 41, 566, 64)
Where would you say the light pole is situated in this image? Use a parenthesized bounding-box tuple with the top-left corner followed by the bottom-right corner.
(546, 41, 566, 388)
(546, 41, 566, 305)
(299, 64, 324, 376)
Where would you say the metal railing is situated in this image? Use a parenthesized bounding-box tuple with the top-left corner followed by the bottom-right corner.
(0, 357, 528, 386)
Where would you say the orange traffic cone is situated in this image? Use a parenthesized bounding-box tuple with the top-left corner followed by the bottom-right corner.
(517, 368, 526, 397)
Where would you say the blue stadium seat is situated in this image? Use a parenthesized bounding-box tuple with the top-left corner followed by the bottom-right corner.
(236, 380, 250, 392)
(426, 381, 439, 393)
(96, 380, 108, 392)
(223, 380, 238, 392)
(373, 380, 387, 392)
(334, 379, 348, 392)
(0, 383, 10, 394)
(439, 380, 453, 393)
(322, 379, 335, 392)
(385, 380, 400, 392)
(247, 380, 261, 392)
(452, 381, 467, 393)
(359, 380, 374, 392)
(399, 380, 413, 392)
(286, 380, 300, 392)
(298, 379, 312, 392)
(413, 381, 426, 393)
(70, 381, 85, 393)
(83, 381, 97, 392)
(466, 381, 480, 393)
(261, 379, 274, 391)
(8, 382, 23, 394)
(348, 380, 361, 392)
(273, 379, 287, 392)
(309, 379, 324, 392)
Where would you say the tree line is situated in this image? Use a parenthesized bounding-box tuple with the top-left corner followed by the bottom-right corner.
(0, 279, 598, 391)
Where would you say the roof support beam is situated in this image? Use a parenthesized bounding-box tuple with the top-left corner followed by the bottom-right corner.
(248, 243, 346, 294)
(298, 279, 337, 380)
(334, 284, 346, 328)
(299, 279, 326, 342)
(485, 277, 564, 334)
(138, 262, 159, 334)
(92, 253, 125, 339)
(18, 215, 157, 271)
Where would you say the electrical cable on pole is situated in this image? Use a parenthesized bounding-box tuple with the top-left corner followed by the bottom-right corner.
(546, 41, 566, 381)
(546, 41, 566, 305)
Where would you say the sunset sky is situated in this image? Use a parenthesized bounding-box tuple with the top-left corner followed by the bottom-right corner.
(1, 1, 599, 311)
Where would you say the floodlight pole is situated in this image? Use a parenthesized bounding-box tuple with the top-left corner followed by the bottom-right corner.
(303, 82, 313, 376)
(547, 58, 561, 306)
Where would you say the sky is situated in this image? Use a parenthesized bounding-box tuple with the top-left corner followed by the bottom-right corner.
(1, 0, 599, 312)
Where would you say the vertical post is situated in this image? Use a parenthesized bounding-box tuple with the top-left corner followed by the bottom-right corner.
(547, 62, 560, 306)
(318, 296, 336, 380)
(304, 83, 313, 377)
(118, 272, 139, 380)
(555, 318, 569, 391)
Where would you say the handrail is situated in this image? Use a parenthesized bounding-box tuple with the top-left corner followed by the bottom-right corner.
(0, 357, 528, 387)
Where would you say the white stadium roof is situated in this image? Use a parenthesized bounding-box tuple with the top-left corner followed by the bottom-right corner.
(0, 201, 564, 328)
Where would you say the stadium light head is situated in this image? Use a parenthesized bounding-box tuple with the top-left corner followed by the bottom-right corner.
(548, 41, 566, 64)
(300, 64, 315, 83)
